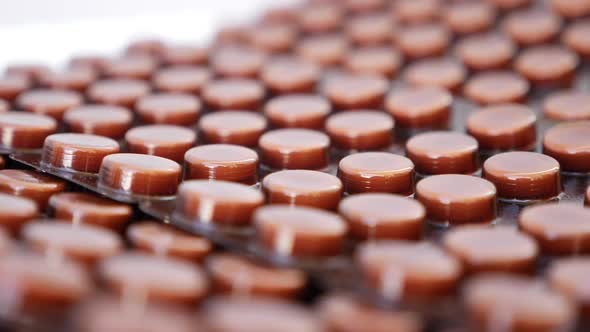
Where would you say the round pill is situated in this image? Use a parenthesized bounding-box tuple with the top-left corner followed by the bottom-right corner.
(262, 170, 343, 211)
(184, 144, 258, 185)
(297, 3, 343, 34)
(199, 111, 267, 147)
(207, 253, 306, 298)
(385, 86, 452, 129)
(245, 24, 297, 54)
(135, 93, 201, 126)
(543, 90, 590, 121)
(17, 89, 83, 120)
(338, 152, 414, 195)
(261, 57, 320, 94)
(520, 203, 590, 255)
(0, 75, 30, 104)
(125, 39, 165, 57)
(88, 79, 151, 108)
(503, 9, 562, 46)
(0, 193, 38, 235)
(321, 73, 388, 110)
(42, 133, 120, 173)
(515, 45, 579, 87)
(102, 55, 158, 80)
(211, 46, 266, 79)
(443, 225, 538, 274)
(455, 33, 516, 71)
(99, 253, 208, 305)
(296, 34, 349, 66)
(264, 94, 331, 129)
(356, 240, 462, 299)
(346, 13, 394, 46)
(4, 63, 51, 83)
(202, 79, 265, 111)
(326, 111, 393, 151)
(463, 71, 529, 105)
(160, 44, 208, 66)
(152, 65, 211, 95)
(393, 0, 440, 24)
(48, 192, 132, 231)
(0, 170, 65, 210)
(254, 205, 347, 257)
(339, 193, 424, 241)
(0, 112, 57, 149)
(466, 104, 536, 151)
(177, 180, 264, 226)
(397, 23, 450, 59)
(544, 121, 590, 173)
(345, 47, 402, 78)
(443, 1, 496, 35)
(416, 174, 497, 225)
(404, 58, 466, 92)
(406, 131, 479, 175)
(39, 67, 97, 93)
(551, 0, 590, 19)
(64, 105, 133, 139)
(98, 153, 181, 196)
(125, 125, 196, 163)
(483, 152, 561, 201)
(127, 221, 212, 262)
(259, 129, 330, 170)
(548, 257, 590, 316)
(563, 19, 590, 58)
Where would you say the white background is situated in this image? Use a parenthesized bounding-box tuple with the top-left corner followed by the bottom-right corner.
(0, 0, 297, 68)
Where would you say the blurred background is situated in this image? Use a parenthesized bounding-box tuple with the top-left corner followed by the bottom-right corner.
(0, 0, 297, 66)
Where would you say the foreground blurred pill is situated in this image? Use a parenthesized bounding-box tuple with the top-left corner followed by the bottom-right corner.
(0, 170, 65, 210)
(0, 193, 38, 235)
(0, 112, 57, 150)
(88, 79, 151, 108)
(548, 257, 590, 317)
(17, 89, 83, 121)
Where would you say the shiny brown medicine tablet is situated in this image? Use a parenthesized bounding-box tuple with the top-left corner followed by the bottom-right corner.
(464, 274, 574, 332)
(318, 294, 423, 332)
(548, 257, 590, 316)
(455, 33, 516, 71)
(261, 57, 320, 94)
(23, 221, 122, 266)
(184, 144, 259, 184)
(177, 180, 264, 226)
(254, 205, 347, 257)
(102, 55, 158, 80)
(397, 23, 450, 60)
(207, 253, 306, 298)
(125, 125, 196, 163)
(563, 20, 590, 58)
(77, 297, 197, 332)
(321, 74, 388, 110)
(262, 170, 343, 211)
(443, 2, 496, 35)
(483, 152, 561, 201)
(393, 0, 440, 24)
(339, 193, 424, 241)
(404, 58, 466, 92)
(0, 112, 57, 149)
(136, 93, 201, 126)
(346, 13, 394, 46)
(0, 75, 30, 103)
(4, 63, 50, 83)
(211, 46, 266, 79)
(202, 79, 265, 111)
(520, 203, 590, 255)
(245, 24, 297, 54)
(503, 9, 562, 46)
(326, 111, 393, 151)
(338, 152, 415, 195)
(515, 46, 579, 86)
(345, 47, 402, 78)
(551, 0, 590, 19)
(88, 79, 151, 108)
(543, 90, 590, 121)
(63, 104, 133, 139)
(152, 65, 211, 95)
(259, 128, 330, 170)
(296, 34, 349, 66)
(205, 297, 323, 332)
(199, 111, 267, 147)
(544, 121, 590, 173)
(463, 71, 529, 105)
(98, 153, 181, 196)
(416, 174, 497, 225)
(99, 253, 208, 305)
(160, 44, 208, 66)
(0, 169, 65, 210)
(39, 67, 97, 93)
(42, 133, 120, 173)
(49, 192, 132, 231)
(297, 3, 344, 34)
(264, 94, 330, 129)
(406, 131, 479, 175)
(466, 104, 536, 151)
(443, 226, 538, 275)
(0, 193, 38, 235)
(127, 221, 212, 262)
(356, 240, 462, 299)
(385, 86, 452, 129)
(17, 89, 83, 120)
(0, 253, 92, 309)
